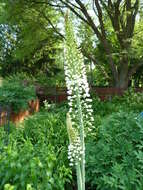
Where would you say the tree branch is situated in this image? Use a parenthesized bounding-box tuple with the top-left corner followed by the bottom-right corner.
(59, 0, 89, 25)
(74, 0, 102, 39)
(126, 0, 139, 39)
(36, 9, 65, 39)
(92, 0, 98, 17)
(81, 48, 110, 80)
(66, 0, 82, 10)
(29, 0, 66, 8)
(94, 0, 106, 37)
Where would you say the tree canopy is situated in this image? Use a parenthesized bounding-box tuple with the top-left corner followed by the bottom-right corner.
(0, 0, 143, 87)
(0, 0, 63, 76)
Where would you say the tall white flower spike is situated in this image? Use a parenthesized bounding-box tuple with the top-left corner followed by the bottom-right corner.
(64, 12, 94, 190)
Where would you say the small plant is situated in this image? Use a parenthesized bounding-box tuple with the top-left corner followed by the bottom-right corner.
(4, 184, 15, 190)
(43, 100, 56, 110)
(64, 13, 94, 190)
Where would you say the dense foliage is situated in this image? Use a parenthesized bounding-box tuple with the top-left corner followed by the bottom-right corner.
(0, 1, 143, 87)
(0, 109, 72, 190)
(0, 76, 36, 112)
(86, 111, 143, 190)
(92, 90, 143, 116)
(0, 90, 142, 189)
(0, 1, 63, 77)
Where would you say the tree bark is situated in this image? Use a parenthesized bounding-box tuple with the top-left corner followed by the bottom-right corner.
(115, 55, 129, 88)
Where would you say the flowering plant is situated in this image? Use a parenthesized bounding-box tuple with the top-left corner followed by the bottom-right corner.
(64, 13, 94, 190)
(43, 100, 56, 110)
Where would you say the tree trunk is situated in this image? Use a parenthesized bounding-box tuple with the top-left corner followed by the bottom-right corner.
(115, 77, 129, 89)
(115, 56, 129, 89)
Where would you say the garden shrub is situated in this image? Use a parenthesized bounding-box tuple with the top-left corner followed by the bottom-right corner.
(86, 111, 143, 190)
(92, 89, 143, 117)
(0, 110, 72, 190)
(35, 72, 65, 88)
(0, 80, 36, 113)
(118, 90, 143, 112)
(4, 73, 35, 85)
(92, 97, 119, 117)
(22, 111, 68, 148)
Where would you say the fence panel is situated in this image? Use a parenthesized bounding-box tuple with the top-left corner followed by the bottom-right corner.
(0, 106, 11, 133)
(36, 86, 143, 103)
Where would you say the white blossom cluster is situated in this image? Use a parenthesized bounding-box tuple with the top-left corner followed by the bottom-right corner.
(65, 75, 94, 133)
(64, 42, 94, 133)
(68, 137, 83, 166)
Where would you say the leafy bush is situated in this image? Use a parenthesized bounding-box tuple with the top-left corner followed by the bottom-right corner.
(86, 111, 143, 190)
(92, 89, 143, 117)
(22, 111, 68, 150)
(92, 97, 119, 117)
(35, 72, 65, 88)
(4, 73, 35, 85)
(117, 89, 143, 112)
(0, 79, 36, 113)
(0, 110, 72, 190)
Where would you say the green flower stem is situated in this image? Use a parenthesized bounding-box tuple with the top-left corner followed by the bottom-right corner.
(76, 162, 82, 190)
(76, 89, 85, 190)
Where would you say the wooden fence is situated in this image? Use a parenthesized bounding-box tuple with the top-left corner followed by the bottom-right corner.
(36, 86, 143, 103)
(0, 106, 10, 131)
